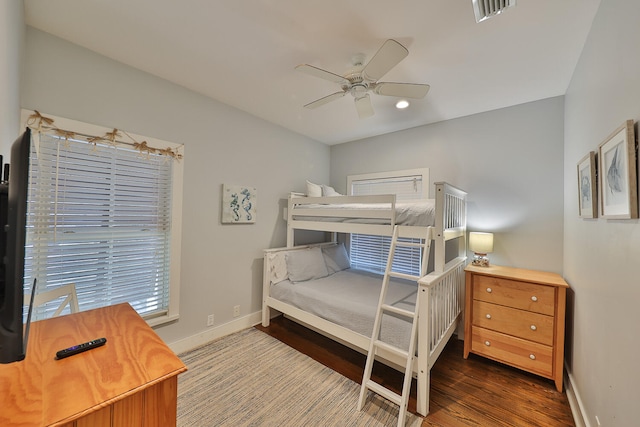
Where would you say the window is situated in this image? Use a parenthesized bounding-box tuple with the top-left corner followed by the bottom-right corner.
(21, 111, 183, 325)
(348, 169, 428, 276)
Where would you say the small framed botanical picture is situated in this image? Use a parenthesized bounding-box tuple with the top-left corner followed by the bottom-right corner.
(598, 120, 637, 219)
(577, 151, 597, 218)
(221, 184, 257, 224)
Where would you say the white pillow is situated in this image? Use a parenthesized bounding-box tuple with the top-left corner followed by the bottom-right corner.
(306, 180, 323, 197)
(268, 252, 288, 284)
(322, 184, 343, 197)
(285, 247, 329, 283)
(322, 243, 351, 274)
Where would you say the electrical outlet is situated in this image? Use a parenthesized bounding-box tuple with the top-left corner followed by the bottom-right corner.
(207, 314, 214, 326)
(233, 305, 240, 317)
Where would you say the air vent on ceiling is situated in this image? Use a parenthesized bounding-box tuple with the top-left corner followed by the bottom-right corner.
(472, 0, 516, 23)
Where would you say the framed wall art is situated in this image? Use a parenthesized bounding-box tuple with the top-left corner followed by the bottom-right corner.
(598, 120, 637, 219)
(577, 151, 597, 218)
(222, 184, 257, 224)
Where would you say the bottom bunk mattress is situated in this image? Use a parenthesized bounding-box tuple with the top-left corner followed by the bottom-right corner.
(270, 268, 417, 351)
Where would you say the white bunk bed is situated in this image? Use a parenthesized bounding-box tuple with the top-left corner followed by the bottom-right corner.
(262, 178, 467, 417)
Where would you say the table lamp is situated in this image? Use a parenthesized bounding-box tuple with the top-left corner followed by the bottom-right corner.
(469, 232, 494, 267)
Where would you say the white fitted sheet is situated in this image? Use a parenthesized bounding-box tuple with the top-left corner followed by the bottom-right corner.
(270, 268, 417, 351)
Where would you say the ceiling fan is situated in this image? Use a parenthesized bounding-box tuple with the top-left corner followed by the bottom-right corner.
(295, 39, 430, 119)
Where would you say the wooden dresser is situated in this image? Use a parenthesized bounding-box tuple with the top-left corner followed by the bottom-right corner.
(464, 264, 568, 392)
(0, 303, 187, 426)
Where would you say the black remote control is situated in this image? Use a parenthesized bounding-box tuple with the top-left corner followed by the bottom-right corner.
(56, 338, 107, 359)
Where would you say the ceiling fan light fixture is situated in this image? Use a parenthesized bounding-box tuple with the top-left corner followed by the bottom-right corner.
(472, 0, 516, 23)
(296, 39, 430, 119)
(396, 100, 410, 109)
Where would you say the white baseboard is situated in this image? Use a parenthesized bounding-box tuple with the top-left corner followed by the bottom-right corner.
(564, 362, 590, 427)
(168, 311, 262, 355)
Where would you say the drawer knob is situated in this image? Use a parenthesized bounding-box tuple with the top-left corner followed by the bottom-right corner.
(486, 287, 492, 293)
(529, 354, 536, 360)
(486, 314, 492, 319)
(484, 341, 491, 346)
(530, 324, 537, 331)
(531, 296, 538, 302)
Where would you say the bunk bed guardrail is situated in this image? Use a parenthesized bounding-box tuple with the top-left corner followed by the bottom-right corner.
(286, 194, 398, 246)
(415, 255, 466, 416)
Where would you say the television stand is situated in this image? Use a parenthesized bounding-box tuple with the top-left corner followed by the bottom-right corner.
(0, 303, 187, 426)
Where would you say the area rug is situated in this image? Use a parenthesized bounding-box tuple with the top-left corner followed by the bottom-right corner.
(177, 328, 422, 426)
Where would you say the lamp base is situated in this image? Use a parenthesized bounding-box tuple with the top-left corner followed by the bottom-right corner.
(472, 253, 490, 267)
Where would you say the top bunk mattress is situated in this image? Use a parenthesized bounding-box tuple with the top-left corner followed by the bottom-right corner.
(270, 268, 416, 351)
(289, 198, 436, 227)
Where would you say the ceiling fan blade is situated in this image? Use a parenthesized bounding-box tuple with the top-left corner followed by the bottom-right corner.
(373, 82, 430, 99)
(354, 94, 374, 119)
(295, 64, 349, 85)
(362, 39, 409, 82)
(303, 91, 346, 109)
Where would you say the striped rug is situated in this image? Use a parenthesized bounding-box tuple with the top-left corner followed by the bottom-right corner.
(177, 327, 422, 426)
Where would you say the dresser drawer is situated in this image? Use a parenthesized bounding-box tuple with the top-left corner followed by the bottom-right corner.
(471, 326, 553, 378)
(472, 300, 554, 345)
(473, 275, 555, 315)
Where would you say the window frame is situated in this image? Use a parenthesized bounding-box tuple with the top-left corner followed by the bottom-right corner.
(20, 110, 183, 327)
(346, 168, 430, 276)
(347, 168, 430, 199)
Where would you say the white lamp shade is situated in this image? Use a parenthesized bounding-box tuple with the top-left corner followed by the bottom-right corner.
(469, 232, 494, 254)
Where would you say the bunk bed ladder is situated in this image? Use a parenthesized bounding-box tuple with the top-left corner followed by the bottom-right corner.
(357, 225, 430, 427)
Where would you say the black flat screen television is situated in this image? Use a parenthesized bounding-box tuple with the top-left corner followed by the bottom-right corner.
(0, 127, 34, 363)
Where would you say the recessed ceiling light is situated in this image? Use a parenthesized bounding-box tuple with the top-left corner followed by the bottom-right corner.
(396, 100, 410, 109)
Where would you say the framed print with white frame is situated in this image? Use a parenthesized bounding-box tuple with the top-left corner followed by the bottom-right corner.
(577, 151, 597, 218)
(598, 120, 637, 219)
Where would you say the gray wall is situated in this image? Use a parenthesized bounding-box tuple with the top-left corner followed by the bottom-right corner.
(0, 0, 24, 156)
(21, 28, 329, 345)
(10, 3, 639, 423)
(331, 97, 565, 274)
(564, 0, 640, 425)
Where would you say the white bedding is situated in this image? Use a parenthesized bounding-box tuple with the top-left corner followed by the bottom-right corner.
(291, 200, 436, 227)
(270, 268, 417, 351)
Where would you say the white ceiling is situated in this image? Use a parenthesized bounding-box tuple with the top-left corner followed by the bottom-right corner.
(23, 0, 601, 145)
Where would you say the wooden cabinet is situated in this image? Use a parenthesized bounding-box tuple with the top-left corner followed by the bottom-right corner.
(0, 303, 187, 426)
(464, 264, 568, 392)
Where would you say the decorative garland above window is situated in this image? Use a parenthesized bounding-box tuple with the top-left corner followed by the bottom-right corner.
(26, 110, 183, 161)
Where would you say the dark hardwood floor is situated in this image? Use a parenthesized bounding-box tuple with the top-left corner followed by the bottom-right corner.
(256, 316, 575, 427)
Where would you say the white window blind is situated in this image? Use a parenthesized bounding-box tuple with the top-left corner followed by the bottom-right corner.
(350, 176, 424, 200)
(349, 171, 427, 276)
(24, 132, 176, 322)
